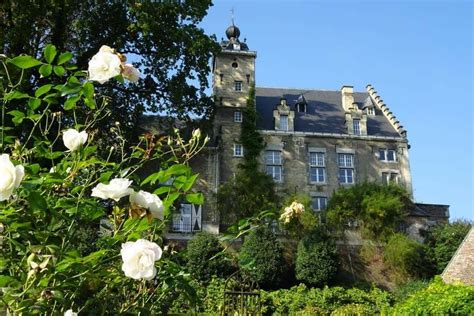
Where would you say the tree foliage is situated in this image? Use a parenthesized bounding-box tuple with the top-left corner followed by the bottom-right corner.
(239, 226, 286, 289)
(383, 233, 432, 281)
(295, 229, 338, 286)
(326, 182, 412, 240)
(424, 220, 472, 273)
(185, 232, 234, 283)
(1, 0, 219, 139)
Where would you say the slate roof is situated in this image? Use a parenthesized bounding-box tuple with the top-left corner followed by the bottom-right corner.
(255, 87, 401, 138)
(411, 203, 450, 219)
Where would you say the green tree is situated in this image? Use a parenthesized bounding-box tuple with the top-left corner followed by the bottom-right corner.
(295, 229, 338, 286)
(239, 226, 286, 289)
(327, 182, 412, 240)
(424, 220, 472, 273)
(1, 0, 219, 140)
(185, 232, 234, 283)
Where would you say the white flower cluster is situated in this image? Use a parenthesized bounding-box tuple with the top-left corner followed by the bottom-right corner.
(88, 45, 140, 84)
(0, 154, 24, 201)
(280, 201, 305, 224)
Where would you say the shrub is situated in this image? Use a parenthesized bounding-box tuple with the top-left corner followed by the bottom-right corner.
(383, 233, 431, 281)
(295, 230, 338, 286)
(424, 220, 472, 273)
(239, 226, 286, 289)
(260, 284, 393, 315)
(185, 232, 233, 282)
(392, 276, 474, 314)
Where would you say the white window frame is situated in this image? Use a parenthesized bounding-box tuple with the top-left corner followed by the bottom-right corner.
(280, 115, 288, 131)
(265, 150, 283, 182)
(312, 196, 328, 211)
(378, 148, 397, 162)
(367, 107, 375, 115)
(353, 119, 361, 135)
(234, 80, 242, 92)
(382, 171, 399, 185)
(171, 203, 193, 233)
(234, 111, 242, 123)
(233, 144, 243, 157)
(338, 153, 355, 184)
(309, 152, 326, 183)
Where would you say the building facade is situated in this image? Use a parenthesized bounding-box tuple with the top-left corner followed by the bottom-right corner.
(168, 23, 448, 238)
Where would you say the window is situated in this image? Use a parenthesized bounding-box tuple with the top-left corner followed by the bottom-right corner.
(309, 152, 325, 183)
(338, 153, 355, 184)
(265, 150, 282, 182)
(367, 107, 375, 115)
(382, 172, 399, 185)
(234, 80, 242, 92)
(232, 62, 238, 68)
(234, 111, 242, 123)
(233, 144, 243, 157)
(171, 203, 192, 232)
(353, 119, 361, 135)
(312, 196, 327, 211)
(280, 115, 288, 131)
(378, 148, 397, 162)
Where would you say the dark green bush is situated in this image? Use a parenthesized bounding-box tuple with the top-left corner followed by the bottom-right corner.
(295, 230, 338, 286)
(239, 226, 286, 289)
(424, 220, 472, 273)
(392, 276, 474, 314)
(383, 233, 431, 281)
(185, 232, 233, 282)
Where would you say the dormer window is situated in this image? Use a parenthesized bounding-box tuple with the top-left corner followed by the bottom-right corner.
(353, 119, 361, 135)
(234, 81, 242, 92)
(296, 94, 307, 113)
(367, 107, 375, 115)
(280, 115, 288, 131)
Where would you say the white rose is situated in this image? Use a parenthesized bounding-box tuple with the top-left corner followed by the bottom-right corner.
(63, 129, 88, 152)
(192, 129, 201, 139)
(130, 190, 164, 220)
(0, 154, 24, 201)
(91, 178, 133, 201)
(121, 239, 162, 280)
(122, 64, 140, 82)
(64, 309, 78, 316)
(88, 46, 122, 84)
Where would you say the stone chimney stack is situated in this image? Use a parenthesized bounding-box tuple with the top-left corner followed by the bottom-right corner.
(341, 85, 354, 112)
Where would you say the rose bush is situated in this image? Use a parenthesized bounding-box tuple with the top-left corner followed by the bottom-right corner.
(0, 45, 207, 314)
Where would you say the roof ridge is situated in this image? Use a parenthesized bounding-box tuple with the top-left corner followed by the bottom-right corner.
(256, 85, 368, 93)
(366, 84, 407, 139)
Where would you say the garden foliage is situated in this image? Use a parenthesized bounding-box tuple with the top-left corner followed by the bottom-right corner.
(0, 45, 206, 314)
(424, 220, 472, 273)
(239, 226, 286, 289)
(295, 229, 339, 286)
(327, 182, 411, 240)
(185, 232, 234, 283)
(383, 233, 432, 281)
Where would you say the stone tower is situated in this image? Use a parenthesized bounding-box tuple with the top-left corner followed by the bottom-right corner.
(213, 23, 257, 181)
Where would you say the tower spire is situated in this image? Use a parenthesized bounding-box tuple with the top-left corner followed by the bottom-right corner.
(230, 7, 235, 25)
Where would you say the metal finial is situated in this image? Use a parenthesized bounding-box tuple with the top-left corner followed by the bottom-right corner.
(231, 8, 235, 25)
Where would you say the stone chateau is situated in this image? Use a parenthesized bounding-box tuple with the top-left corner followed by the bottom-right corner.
(163, 23, 449, 238)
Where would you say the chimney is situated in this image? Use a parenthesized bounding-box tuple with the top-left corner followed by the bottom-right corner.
(341, 85, 354, 111)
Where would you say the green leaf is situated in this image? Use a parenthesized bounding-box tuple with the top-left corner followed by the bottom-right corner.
(44, 44, 57, 63)
(39, 64, 53, 77)
(186, 192, 204, 205)
(0, 275, 19, 287)
(84, 97, 96, 109)
(182, 174, 199, 192)
(64, 95, 80, 110)
(99, 171, 114, 183)
(26, 163, 41, 174)
(153, 186, 172, 195)
(57, 51, 73, 65)
(35, 84, 53, 98)
(8, 110, 25, 125)
(5, 90, 29, 101)
(28, 191, 48, 210)
(53, 65, 66, 77)
(82, 81, 95, 99)
(8, 55, 42, 69)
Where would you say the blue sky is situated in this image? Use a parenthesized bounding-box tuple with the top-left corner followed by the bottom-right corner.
(199, 0, 473, 221)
